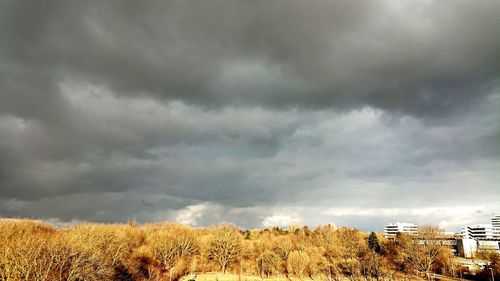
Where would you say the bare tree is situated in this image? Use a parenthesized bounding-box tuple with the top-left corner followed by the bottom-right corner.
(335, 228, 368, 280)
(146, 223, 198, 281)
(0, 218, 461, 281)
(416, 225, 445, 279)
(206, 224, 242, 273)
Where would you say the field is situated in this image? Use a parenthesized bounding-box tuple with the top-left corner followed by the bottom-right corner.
(180, 273, 317, 281)
(179, 273, 426, 281)
(180, 273, 287, 281)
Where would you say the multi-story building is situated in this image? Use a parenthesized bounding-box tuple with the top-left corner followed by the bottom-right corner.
(491, 215, 500, 239)
(462, 224, 496, 239)
(492, 216, 500, 227)
(384, 222, 418, 237)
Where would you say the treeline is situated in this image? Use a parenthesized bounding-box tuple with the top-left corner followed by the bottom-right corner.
(0, 219, 498, 281)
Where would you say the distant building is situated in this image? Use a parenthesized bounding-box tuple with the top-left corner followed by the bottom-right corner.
(491, 215, 500, 238)
(456, 238, 500, 258)
(462, 224, 496, 239)
(384, 222, 418, 237)
(457, 238, 478, 258)
(478, 240, 500, 251)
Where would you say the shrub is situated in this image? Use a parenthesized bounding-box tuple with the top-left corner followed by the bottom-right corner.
(287, 250, 310, 277)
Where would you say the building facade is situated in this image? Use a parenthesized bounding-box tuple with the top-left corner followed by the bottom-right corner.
(384, 222, 418, 237)
(491, 215, 500, 239)
(462, 224, 496, 239)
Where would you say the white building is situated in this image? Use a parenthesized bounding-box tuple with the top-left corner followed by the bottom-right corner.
(384, 222, 418, 237)
(457, 239, 478, 258)
(492, 216, 500, 227)
(457, 238, 500, 258)
(491, 215, 500, 238)
(462, 224, 496, 239)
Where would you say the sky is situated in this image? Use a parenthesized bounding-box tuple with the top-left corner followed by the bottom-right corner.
(0, 0, 499, 232)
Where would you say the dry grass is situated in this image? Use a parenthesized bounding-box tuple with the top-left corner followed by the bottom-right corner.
(179, 273, 425, 281)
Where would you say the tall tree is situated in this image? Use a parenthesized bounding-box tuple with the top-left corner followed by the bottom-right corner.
(206, 224, 242, 273)
(416, 225, 445, 277)
(367, 232, 381, 254)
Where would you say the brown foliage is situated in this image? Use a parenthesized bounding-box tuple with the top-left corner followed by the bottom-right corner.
(205, 224, 242, 273)
(0, 218, 457, 280)
(146, 223, 198, 271)
(287, 250, 310, 278)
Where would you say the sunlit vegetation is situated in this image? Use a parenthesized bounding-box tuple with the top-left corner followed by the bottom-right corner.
(1, 218, 498, 280)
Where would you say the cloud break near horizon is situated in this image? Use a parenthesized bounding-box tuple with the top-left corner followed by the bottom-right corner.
(0, 0, 499, 231)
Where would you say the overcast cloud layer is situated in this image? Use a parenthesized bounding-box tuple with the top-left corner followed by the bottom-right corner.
(0, 0, 499, 231)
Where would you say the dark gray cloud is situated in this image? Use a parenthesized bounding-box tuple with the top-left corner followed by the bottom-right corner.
(0, 0, 499, 231)
(3, 1, 499, 113)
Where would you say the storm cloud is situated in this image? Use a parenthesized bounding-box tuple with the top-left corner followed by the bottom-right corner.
(0, 0, 499, 231)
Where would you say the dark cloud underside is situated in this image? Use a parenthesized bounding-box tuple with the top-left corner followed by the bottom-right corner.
(0, 0, 499, 230)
